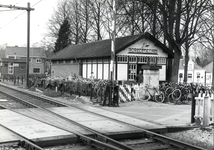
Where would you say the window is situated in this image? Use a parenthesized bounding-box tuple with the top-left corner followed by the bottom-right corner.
(129, 56, 137, 62)
(188, 73, 192, 78)
(138, 56, 148, 64)
(33, 68, 40, 73)
(52, 61, 57, 64)
(8, 63, 14, 74)
(188, 64, 193, 71)
(197, 72, 200, 78)
(58, 60, 64, 64)
(117, 55, 128, 63)
(157, 57, 166, 64)
(128, 64, 137, 80)
(36, 59, 42, 63)
(197, 72, 200, 82)
(188, 73, 192, 82)
(149, 57, 157, 64)
(65, 60, 72, 63)
(8, 56, 15, 59)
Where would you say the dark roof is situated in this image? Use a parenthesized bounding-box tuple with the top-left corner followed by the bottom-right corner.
(5, 46, 46, 58)
(179, 59, 205, 70)
(0, 58, 26, 63)
(204, 61, 213, 72)
(49, 32, 174, 60)
(0, 49, 5, 58)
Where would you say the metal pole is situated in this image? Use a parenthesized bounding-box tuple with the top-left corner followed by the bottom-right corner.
(110, 0, 116, 106)
(26, 3, 30, 88)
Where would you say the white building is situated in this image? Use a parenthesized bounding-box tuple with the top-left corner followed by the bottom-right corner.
(178, 59, 205, 84)
(204, 61, 213, 86)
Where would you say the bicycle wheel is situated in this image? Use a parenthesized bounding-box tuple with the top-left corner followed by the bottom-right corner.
(143, 90, 151, 101)
(172, 89, 182, 101)
(155, 91, 165, 103)
(167, 93, 175, 103)
(165, 87, 174, 97)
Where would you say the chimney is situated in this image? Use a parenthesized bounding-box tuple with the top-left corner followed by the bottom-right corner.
(14, 53, 16, 59)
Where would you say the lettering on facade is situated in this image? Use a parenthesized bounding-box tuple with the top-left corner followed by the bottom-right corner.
(128, 48, 158, 54)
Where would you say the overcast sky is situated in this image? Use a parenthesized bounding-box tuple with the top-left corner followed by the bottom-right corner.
(0, 0, 58, 47)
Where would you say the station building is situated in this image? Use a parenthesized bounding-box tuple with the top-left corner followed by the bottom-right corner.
(49, 32, 174, 87)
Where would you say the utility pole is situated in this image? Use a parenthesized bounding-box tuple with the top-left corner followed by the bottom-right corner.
(0, 3, 34, 88)
(110, 0, 116, 106)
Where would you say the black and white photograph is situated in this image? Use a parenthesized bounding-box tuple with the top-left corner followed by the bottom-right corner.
(0, 0, 213, 149)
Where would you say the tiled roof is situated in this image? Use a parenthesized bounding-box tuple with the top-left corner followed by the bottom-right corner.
(204, 61, 213, 72)
(0, 58, 26, 63)
(49, 32, 174, 60)
(5, 46, 46, 58)
(0, 49, 5, 58)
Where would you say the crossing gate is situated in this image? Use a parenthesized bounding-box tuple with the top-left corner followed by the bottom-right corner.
(118, 84, 136, 102)
(194, 93, 213, 126)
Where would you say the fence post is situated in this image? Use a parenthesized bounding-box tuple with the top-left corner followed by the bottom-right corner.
(90, 84, 93, 100)
(194, 94, 203, 125)
(17, 76, 20, 84)
(14, 76, 16, 85)
(210, 95, 213, 124)
(203, 96, 209, 126)
(191, 94, 196, 123)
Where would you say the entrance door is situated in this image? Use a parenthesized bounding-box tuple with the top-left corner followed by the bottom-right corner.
(128, 64, 136, 80)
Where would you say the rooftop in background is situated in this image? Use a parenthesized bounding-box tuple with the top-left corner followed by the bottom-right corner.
(4, 46, 46, 58)
(49, 32, 174, 60)
(179, 59, 205, 70)
(0, 57, 26, 63)
(203, 61, 213, 73)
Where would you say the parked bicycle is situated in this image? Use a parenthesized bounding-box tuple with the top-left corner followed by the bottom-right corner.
(143, 84, 165, 103)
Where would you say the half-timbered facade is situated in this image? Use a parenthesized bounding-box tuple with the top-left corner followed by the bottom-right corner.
(49, 33, 174, 86)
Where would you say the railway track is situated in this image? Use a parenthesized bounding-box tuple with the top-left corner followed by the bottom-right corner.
(0, 83, 207, 150)
(0, 124, 44, 150)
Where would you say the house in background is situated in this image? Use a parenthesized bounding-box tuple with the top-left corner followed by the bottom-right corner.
(178, 59, 205, 84)
(0, 46, 47, 78)
(204, 61, 213, 86)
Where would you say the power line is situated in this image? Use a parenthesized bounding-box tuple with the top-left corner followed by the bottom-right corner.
(0, 0, 44, 30)
(32, 0, 44, 7)
(0, 9, 18, 12)
(15, 0, 24, 5)
(0, 11, 25, 29)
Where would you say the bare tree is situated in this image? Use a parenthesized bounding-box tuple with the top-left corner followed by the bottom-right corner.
(146, 0, 213, 82)
(180, 0, 213, 82)
(46, 0, 70, 38)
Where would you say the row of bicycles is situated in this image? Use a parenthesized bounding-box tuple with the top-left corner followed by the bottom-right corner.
(143, 82, 213, 104)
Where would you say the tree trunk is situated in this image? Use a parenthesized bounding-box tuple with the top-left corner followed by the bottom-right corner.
(184, 41, 190, 83)
(184, 54, 189, 83)
(170, 50, 181, 82)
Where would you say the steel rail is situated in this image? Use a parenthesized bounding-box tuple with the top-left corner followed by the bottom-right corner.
(0, 124, 44, 150)
(0, 87, 134, 150)
(4, 87, 204, 150)
(0, 83, 207, 150)
(0, 103, 132, 150)
(0, 90, 37, 108)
